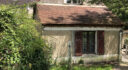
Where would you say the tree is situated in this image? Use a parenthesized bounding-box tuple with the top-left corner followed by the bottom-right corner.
(0, 5, 51, 70)
(89, 0, 128, 22)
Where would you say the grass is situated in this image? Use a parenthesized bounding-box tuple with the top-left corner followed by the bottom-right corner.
(50, 64, 113, 70)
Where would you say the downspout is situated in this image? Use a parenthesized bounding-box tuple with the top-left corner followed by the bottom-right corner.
(118, 30, 123, 62)
(68, 41, 72, 70)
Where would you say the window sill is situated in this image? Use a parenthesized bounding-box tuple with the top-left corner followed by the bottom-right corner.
(82, 54, 98, 57)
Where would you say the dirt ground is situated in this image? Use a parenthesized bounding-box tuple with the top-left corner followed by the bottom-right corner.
(113, 63, 128, 70)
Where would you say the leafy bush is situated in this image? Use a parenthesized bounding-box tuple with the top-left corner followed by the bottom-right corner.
(0, 5, 50, 70)
(124, 38, 128, 45)
(78, 59, 84, 64)
(50, 65, 113, 70)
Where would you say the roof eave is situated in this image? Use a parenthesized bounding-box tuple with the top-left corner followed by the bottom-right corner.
(42, 23, 124, 28)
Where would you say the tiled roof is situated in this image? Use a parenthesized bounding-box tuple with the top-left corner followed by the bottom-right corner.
(0, 0, 37, 5)
(37, 4, 124, 26)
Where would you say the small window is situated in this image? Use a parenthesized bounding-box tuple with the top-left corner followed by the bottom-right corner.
(75, 31, 95, 55)
(66, 0, 83, 4)
(75, 31, 104, 56)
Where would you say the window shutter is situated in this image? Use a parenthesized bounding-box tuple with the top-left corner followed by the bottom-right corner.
(75, 31, 82, 56)
(97, 31, 104, 55)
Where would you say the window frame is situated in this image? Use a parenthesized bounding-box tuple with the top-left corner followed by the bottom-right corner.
(73, 31, 98, 55)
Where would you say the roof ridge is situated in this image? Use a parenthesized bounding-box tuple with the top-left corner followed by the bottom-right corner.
(37, 2, 107, 8)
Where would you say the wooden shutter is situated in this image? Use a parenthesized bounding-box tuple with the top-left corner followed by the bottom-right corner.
(75, 31, 83, 56)
(97, 31, 104, 55)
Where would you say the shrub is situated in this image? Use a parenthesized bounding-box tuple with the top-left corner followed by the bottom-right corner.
(0, 5, 50, 70)
(78, 59, 84, 64)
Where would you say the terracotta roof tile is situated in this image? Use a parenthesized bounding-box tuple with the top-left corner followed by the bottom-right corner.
(36, 4, 123, 26)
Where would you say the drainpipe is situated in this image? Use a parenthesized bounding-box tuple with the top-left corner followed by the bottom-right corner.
(68, 41, 72, 70)
(118, 30, 123, 62)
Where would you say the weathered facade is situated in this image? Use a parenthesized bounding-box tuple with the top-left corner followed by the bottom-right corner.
(104, 31, 119, 54)
(42, 30, 120, 63)
(42, 31, 119, 58)
(36, 1, 124, 63)
(42, 31, 72, 58)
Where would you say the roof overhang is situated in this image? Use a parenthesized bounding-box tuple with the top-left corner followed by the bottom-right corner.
(43, 24, 124, 31)
(43, 26, 122, 31)
(43, 24, 124, 27)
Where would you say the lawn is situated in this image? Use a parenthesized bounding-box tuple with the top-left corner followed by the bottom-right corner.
(50, 65, 113, 70)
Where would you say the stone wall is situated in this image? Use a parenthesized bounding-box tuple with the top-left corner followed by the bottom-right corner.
(42, 30, 119, 63)
(104, 31, 119, 54)
(42, 31, 72, 58)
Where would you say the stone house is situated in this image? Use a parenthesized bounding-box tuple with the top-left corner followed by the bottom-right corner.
(35, 0, 124, 63)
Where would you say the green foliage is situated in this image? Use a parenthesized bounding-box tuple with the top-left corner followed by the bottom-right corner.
(0, 5, 50, 70)
(89, 0, 128, 22)
(50, 65, 113, 70)
(124, 38, 128, 45)
(78, 59, 84, 64)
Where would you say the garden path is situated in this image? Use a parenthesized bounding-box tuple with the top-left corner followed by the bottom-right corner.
(113, 63, 128, 70)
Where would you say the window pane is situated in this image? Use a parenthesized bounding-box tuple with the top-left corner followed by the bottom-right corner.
(67, 0, 71, 3)
(67, 0, 80, 3)
(82, 31, 95, 54)
(82, 32, 87, 54)
(89, 32, 95, 53)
